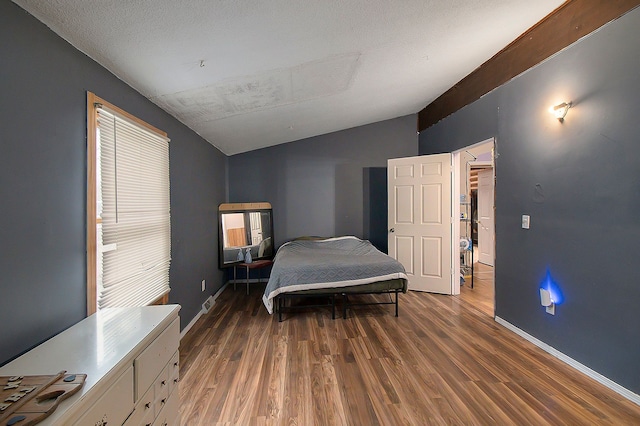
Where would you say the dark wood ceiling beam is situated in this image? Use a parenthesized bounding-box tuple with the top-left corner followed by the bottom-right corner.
(417, 0, 640, 132)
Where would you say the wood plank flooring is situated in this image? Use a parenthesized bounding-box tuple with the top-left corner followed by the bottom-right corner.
(179, 274, 640, 425)
(460, 261, 494, 318)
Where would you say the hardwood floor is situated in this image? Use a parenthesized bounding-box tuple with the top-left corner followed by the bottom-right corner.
(460, 261, 494, 317)
(179, 277, 640, 425)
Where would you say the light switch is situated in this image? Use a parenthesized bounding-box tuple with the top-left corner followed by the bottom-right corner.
(522, 215, 530, 229)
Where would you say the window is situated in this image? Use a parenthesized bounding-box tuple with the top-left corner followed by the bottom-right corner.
(87, 92, 171, 315)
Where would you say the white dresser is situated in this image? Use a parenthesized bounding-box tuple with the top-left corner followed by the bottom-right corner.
(0, 305, 181, 425)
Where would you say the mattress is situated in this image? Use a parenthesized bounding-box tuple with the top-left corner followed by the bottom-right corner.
(262, 236, 408, 314)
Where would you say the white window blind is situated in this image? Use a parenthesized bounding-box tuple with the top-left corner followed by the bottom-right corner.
(96, 106, 171, 309)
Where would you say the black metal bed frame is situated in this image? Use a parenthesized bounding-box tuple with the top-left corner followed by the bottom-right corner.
(276, 289, 401, 322)
(342, 289, 400, 319)
(277, 293, 336, 322)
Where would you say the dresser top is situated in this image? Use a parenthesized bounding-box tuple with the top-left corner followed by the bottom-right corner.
(0, 305, 180, 423)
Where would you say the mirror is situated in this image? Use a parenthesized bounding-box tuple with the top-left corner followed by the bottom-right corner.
(218, 202, 274, 268)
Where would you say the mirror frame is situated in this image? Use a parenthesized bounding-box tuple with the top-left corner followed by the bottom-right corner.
(218, 202, 275, 268)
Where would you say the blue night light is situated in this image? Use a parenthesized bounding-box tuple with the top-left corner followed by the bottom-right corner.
(540, 270, 564, 305)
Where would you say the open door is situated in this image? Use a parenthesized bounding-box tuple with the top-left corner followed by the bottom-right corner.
(388, 154, 454, 294)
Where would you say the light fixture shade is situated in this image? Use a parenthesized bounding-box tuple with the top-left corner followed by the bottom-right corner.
(550, 102, 572, 121)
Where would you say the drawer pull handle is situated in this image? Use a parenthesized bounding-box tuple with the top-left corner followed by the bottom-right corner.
(161, 398, 166, 405)
(173, 378, 179, 384)
(174, 362, 178, 367)
(145, 402, 151, 409)
(161, 380, 166, 386)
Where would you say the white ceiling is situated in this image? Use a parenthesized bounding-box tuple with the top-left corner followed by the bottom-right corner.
(14, 0, 564, 155)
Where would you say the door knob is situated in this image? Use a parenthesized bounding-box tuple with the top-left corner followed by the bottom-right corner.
(389, 228, 395, 233)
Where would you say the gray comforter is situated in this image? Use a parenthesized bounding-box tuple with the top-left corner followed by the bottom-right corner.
(262, 236, 408, 314)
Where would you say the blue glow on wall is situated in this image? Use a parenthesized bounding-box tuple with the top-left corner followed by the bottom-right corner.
(540, 270, 564, 305)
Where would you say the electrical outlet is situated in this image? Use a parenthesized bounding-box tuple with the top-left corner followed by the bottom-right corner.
(201, 279, 206, 292)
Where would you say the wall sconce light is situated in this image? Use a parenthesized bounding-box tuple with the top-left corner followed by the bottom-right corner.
(539, 288, 555, 315)
(549, 102, 572, 122)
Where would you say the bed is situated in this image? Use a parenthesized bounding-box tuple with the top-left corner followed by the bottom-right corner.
(262, 236, 409, 320)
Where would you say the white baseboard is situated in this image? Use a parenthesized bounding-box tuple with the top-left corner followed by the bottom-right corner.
(495, 316, 640, 406)
(180, 282, 229, 340)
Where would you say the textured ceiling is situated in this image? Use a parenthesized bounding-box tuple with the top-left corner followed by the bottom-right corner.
(13, 0, 565, 155)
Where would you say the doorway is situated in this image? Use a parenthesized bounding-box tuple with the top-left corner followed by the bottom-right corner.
(454, 139, 495, 317)
(386, 142, 495, 310)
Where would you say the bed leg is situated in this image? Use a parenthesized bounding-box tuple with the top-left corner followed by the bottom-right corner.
(342, 293, 348, 319)
(331, 295, 335, 320)
(395, 290, 399, 317)
(233, 265, 237, 291)
(278, 296, 283, 322)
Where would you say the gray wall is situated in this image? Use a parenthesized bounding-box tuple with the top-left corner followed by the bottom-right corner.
(0, 1, 226, 365)
(228, 116, 418, 247)
(419, 9, 640, 394)
(363, 167, 389, 253)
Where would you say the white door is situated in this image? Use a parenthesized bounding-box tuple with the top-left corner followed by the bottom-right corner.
(388, 154, 454, 294)
(477, 168, 494, 266)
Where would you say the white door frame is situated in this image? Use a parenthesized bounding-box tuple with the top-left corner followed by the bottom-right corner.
(452, 152, 462, 295)
(478, 168, 495, 266)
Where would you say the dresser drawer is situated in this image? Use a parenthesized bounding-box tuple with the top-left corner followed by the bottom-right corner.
(74, 366, 134, 426)
(123, 382, 155, 426)
(168, 350, 180, 395)
(135, 317, 180, 400)
(153, 388, 180, 426)
(153, 364, 170, 416)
